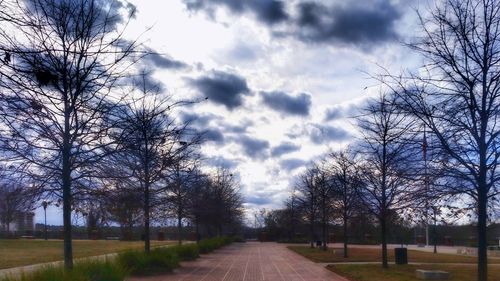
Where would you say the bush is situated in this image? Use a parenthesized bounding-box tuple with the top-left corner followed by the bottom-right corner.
(232, 235, 246, 243)
(171, 244, 199, 261)
(197, 236, 232, 254)
(277, 238, 309, 244)
(1, 260, 127, 281)
(117, 248, 179, 276)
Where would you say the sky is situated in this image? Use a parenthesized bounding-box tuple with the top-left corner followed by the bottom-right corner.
(36, 0, 428, 225)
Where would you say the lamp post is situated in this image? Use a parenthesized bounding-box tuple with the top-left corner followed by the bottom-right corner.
(42, 201, 48, 240)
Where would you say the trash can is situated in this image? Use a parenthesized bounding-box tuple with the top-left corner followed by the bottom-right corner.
(316, 240, 322, 247)
(395, 248, 408, 265)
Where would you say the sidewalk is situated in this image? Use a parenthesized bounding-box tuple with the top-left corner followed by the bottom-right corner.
(128, 242, 348, 281)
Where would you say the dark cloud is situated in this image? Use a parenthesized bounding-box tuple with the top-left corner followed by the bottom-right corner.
(190, 71, 250, 110)
(203, 129, 225, 144)
(207, 156, 239, 169)
(184, 0, 401, 49)
(279, 158, 306, 171)
(310, 124, 350, 144)
(180, 112, 220, 127)
(271, 142, 300, 157)
(184, 0, 288, 25)
(238, 135, 270, 159)
(294, 1, 401, 48)
(144, 49, 188, 70)
(225, 124, 248, 134)
(324, 105, 355, 121)
(223, 119, 253, 134)
(228, 43, 260, 61)
(324, 107, 344, 121)
(130, 70, 164, 92)
(261, 91, 311, 116)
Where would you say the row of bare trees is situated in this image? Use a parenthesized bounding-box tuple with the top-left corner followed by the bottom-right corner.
(286, 2, 500, 281)
(288, 91, 491, 270)
(0, 0, 244, 270)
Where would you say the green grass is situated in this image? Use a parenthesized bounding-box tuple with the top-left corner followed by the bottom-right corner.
(0, 239, 174, 269)
(1, 260, 128, 281)
(288, 246, 500, 264)
(328, 264, 500, 281)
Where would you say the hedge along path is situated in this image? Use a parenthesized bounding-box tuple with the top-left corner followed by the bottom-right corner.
(127, 242, 347, 281)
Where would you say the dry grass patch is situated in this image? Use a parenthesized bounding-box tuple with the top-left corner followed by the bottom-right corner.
(328, 264, 500, 281)
(287, 246, 500, 264)
(0, 239, 174, 269)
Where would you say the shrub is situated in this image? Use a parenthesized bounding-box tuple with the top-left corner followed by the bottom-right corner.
(197, 236, 232, 254)
(117, 248, 179, 276)
(232, 235, 246, 243)
(0, 260, 127, 281)
(171, 244, 199, 261)
(277, 238, 309, 244)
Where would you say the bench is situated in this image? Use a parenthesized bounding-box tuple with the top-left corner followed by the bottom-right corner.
(20, 235, 35, 239)
(416, 270, 449, 280)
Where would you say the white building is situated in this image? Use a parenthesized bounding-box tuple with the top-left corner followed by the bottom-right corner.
(1, 211, 35, 234)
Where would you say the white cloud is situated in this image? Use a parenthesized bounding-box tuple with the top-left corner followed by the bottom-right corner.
(38, 0, 425, 224)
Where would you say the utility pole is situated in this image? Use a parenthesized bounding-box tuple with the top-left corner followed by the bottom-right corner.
(423, 128, 429, 247)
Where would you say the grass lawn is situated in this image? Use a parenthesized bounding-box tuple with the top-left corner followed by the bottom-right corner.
(328, 264, 500, 281)
(0, 239, 175, 269)
(287, 246, 500, 264)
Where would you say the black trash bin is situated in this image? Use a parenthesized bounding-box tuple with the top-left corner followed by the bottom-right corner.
(394, 248, 408, 265)
(316, 240, 322, 247)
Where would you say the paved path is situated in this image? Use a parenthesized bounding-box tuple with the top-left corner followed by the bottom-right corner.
(128, 242, 349, 281)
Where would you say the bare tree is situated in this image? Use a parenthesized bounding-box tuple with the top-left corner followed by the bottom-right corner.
(0, 0, 139, 268)
(103, 182, 142, 240)
(380, 1, 500, 279)
(283, 190, 301, 241)
(163, 157, 200, 245)
(356, 93, 418, 268)
(203, 168, 244, 237)
(186, 168, 209, 242)
(328, 148, 361, 258)
(314, 163, 333, 251)
(296, 165, 320, 248)
(108, 86, 195, 252)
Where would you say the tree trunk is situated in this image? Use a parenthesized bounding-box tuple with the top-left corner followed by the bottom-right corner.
(309, 214, 315, 248)
(343, 216, 348, 258)
(144, 182, 150, 253)
(380, 216, 388, 268)
(62, 124, 73, 269)
(433, 210, 437, 254)
(322, 198, 327, 251)
(177, 213, 182, 245)
(477, 184, 488, 281)
(322, 217, 327, 251)
(195, 216, 200, 243)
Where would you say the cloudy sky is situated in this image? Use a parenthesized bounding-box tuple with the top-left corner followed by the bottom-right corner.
(38, 0, 428, 224)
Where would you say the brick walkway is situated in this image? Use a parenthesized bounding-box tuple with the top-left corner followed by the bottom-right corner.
(128, 242, 349, 281)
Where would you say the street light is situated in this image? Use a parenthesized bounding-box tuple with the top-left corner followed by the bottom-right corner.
(42, 201, 48, 240)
